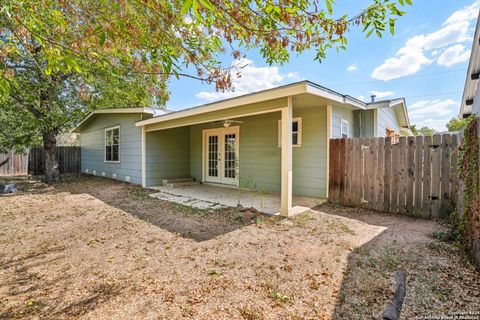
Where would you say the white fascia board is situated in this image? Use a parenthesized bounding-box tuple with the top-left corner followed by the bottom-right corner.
(305, 84, 366, 109)
(136, 82, 308, 127)
(72, 107, 154, 133)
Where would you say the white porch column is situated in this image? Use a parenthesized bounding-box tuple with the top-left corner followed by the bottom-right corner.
(141, 125, 146, 187)
(280, 97, 293, 217)
(325, 105, 332, 199)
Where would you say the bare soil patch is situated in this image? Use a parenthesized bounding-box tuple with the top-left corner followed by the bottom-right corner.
(0, 175, 478, 319)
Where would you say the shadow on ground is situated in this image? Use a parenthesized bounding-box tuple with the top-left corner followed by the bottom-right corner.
(313, 204, 480, 319)
(0, 175, 249, 242)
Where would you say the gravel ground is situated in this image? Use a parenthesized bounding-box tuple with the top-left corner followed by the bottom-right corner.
(0, 175, 478, 319)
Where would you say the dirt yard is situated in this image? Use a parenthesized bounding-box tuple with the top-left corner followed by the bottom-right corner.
(0, 175, 479, 319)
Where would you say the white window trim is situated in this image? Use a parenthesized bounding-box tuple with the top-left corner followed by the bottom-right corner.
(278, 117, 302, 147)
(104, 125, 120, 163)
(340, 119, 349, 138)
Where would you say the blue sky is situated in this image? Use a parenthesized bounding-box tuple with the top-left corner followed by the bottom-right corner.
(167, 0, 480, 131)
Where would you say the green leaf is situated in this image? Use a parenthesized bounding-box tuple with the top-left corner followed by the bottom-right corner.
(99, 32, 106, 46)
(325, 0, 334, 15)
(181, 0, 193, 15)
(366, 28, 374, 38)
(405, 0, 412, 5)
(389, 19, 395, 35)
(198, 0, 213, 11)
(45, 65, 52, 75)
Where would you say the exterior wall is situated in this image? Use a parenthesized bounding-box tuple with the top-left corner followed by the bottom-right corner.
(473, 81, 480, 115)
(331, 106, 355, 138)
(145, 127, 190, 187)
(377, 107, 401, 137)
(190, 105, 328, 198)
(79, 113, 143, 184)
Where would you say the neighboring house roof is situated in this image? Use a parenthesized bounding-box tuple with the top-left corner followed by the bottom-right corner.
(367, 98, 411, 130)
(460, 12, 480, 118)
(72, 107, 168, 133)
(135, 80, 410, 129)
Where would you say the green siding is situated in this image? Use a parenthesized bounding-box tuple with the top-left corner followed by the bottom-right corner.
(354, 109, 376, 138)
(189, 105, 327, 197)
(331, 106, 355, 138)
(79, 113, 143, 184)
(145, 127, 190, 187)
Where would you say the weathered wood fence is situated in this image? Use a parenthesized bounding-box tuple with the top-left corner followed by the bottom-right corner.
(28, 147, 81, 175)
(0, 150, 29, 176)
(0, 147, 81, 176)
(329, 134, 460, 219)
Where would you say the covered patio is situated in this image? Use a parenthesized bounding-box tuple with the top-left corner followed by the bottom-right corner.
(149, 183, 325, 215)
(137, 81, 363, 216)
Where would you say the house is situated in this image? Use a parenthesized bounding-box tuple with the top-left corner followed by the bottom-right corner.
(73, 81, 411, 216)
(460, 13, 480, 118)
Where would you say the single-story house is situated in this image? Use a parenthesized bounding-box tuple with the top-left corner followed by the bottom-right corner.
(460, 12, 480, 118)
(73, 81, 411, 216)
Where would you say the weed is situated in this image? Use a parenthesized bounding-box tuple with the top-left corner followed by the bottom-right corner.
(239, 306, 264, 320)
(208, 270, 222, 276)
(270, 290, 289, 303)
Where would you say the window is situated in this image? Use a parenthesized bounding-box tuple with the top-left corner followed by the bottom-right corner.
(340, 119, 349, 139)
(278, 117, 302, 147)
(105, 126, 120, 162)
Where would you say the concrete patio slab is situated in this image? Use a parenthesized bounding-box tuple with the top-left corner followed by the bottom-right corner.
(149, 184, 326, 215)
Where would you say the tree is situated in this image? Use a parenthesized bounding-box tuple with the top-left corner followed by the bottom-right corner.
(1, 0, 411, 182)
(446, 115, 476, 132)
(411, 124, 437, 136)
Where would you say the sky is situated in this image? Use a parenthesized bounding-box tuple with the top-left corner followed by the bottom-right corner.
(167, 0, 480, 132)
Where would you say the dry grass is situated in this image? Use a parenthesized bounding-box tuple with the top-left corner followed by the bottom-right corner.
(0, 175, 478, 319)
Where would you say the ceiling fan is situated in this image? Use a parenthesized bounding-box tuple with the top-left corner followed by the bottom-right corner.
(211, 119, 243, 127)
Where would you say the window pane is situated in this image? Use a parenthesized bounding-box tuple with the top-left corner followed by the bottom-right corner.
(113, 128, 119, 144)
(106, 130, 112, 145)
(292, 121, 298, 132)
(106, 146, 112, 161)
(292, 132, 298, 145)
(112, 145, 119, 161)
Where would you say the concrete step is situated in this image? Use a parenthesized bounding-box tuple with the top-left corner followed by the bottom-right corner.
(161, 177, 197, 187)
(165, 181, 200, 188)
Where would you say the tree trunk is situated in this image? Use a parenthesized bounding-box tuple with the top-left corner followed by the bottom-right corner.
(43, 130, 59, 183)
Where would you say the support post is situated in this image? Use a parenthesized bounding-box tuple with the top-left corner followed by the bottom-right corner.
(281, 97, 293, 217)
(141, 125, 146, 187)
(326, 105, 332, 198)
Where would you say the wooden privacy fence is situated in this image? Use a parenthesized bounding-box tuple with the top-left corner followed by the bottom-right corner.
(0, 147, 81, 176)
(329, 134, 460, 219)
(0, 150, 29, 176)
(28, 147, 81, 175)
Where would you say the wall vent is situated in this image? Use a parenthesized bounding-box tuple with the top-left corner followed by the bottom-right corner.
(102, 171, 106, 176)
(85, 168, 89, 173)
(112, 173, 117, 179)
(92, 170, 96, 176)
(125, 176, 131, 182)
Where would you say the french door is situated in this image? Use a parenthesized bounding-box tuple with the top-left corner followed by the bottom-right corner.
(204, 127, 239, 185)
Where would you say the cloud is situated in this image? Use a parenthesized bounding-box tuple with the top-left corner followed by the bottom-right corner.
(370, 90, 395, 99)
(357, 95, 366, 102)
(196, 58, 302, 102)
(408, 99, 458, 131)
(372, 1, 479, 81)
(347, 63, 358, 72)
(437, 44, 471, 67)
(444, 0, 480, 25)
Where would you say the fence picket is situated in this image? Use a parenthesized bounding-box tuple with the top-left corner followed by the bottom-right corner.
(329, 133, 459, 219)
(406, 137, 415, 215)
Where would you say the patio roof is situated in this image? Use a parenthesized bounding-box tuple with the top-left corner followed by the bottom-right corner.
(135, 81, 368, 128)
